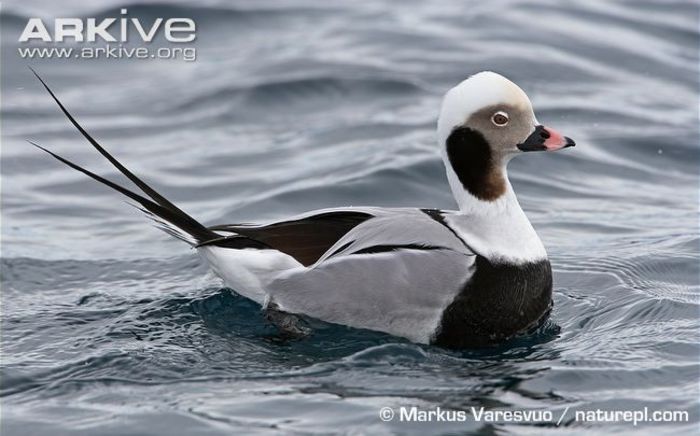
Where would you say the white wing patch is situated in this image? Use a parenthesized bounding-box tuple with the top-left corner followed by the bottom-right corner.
(315, 209, 471, 265)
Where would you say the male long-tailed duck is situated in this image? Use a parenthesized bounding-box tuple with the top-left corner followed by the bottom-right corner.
(31, 70, 574, 348)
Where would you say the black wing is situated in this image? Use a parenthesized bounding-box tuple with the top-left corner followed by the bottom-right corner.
(204, 211, 374, 266)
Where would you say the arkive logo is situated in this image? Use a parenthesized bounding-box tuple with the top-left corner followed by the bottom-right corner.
(17, 8, 197, 62)
(19, 8, 196, 43)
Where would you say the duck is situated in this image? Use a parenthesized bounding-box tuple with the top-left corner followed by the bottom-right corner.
(31, 70, 574, 348)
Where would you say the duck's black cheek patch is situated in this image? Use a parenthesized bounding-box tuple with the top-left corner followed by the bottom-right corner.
(446, 127, 505, 201)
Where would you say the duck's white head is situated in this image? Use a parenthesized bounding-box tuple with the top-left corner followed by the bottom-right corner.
(437, 71, 574, 208)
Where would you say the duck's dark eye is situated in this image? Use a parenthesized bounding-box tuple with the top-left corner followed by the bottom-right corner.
(492, 111, 509, 126)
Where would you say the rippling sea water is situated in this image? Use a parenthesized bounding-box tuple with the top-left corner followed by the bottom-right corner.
(1, 0, 698, 434)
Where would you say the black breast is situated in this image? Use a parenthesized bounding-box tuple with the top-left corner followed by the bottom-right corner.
(432, 256, 553, 349)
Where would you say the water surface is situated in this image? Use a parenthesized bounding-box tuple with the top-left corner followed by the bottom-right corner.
(1, 0, 699, 434)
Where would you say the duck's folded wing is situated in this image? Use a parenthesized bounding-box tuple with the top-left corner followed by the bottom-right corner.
(204, 208, 472, 268)
(266, 209, 476, 343)
(314, 208, 473, 264)
(269, 246, 476, 344)
(206, 210, 374, 267)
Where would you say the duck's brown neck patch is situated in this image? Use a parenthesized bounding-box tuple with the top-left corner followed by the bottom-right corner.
(445, 126, 506, 201)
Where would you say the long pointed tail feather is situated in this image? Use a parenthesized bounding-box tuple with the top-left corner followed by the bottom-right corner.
(30, 140, 208, 245)
(29, 69, 222, 246)
(29, 68, 206, 231)
(30, 69, 270, 250)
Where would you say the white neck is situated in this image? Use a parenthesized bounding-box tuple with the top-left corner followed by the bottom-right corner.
(442, 161, 548, 264)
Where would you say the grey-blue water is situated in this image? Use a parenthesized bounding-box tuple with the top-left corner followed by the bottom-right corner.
(1, 0, 698, 434)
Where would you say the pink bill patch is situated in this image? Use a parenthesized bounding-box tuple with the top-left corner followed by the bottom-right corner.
(543, 126, 567, 151)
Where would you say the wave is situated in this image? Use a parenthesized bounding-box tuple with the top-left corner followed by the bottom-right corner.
(1, 2, 341, 22)
(170, 76, 423, 113)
